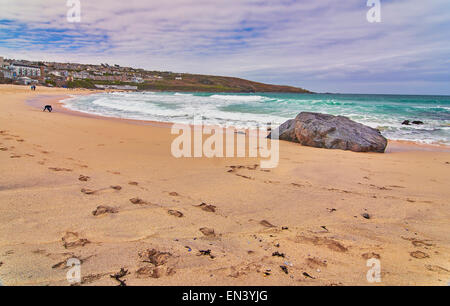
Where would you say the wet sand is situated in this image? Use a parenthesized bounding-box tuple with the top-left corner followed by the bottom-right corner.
(0, 84, 449, 286)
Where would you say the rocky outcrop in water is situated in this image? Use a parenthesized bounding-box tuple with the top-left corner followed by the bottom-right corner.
(402, 120, 424, 125)
(268, 112, 387, 153)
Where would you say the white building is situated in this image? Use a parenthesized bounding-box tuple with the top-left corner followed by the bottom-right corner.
(73, 71, 90, 79)
(0, 69, 13, 79)
(49, 71, 62, 77)
(17, 77, 36, 85)
(10, 63, 41, 78)
(131, 76, 144, 83)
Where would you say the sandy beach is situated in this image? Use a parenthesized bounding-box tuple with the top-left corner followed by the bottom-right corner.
(0, 84, 449, 286)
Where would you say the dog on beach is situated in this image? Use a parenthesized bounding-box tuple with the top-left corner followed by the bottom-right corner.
(43, 105, 53, 112)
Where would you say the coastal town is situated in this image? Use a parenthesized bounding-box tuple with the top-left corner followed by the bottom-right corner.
(0, 56, 310, 93)
(0, 56, 173, 90)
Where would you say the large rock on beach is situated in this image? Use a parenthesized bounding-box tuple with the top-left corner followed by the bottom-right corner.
(269, 112, 387, 153)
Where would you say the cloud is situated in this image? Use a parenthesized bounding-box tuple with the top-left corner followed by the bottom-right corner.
(0, 0, 449, 94)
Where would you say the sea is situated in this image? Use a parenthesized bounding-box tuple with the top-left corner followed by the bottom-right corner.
(62, 92, 450, 145)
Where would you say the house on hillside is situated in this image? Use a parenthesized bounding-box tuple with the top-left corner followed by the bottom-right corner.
(17, 76, 38, 85)
(0, 69, 13, 79)
(131, 76, 144, 83)
(10, 63, 41, 78)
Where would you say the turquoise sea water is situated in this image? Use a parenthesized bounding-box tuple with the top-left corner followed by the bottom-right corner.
(63, 92, 450, 145)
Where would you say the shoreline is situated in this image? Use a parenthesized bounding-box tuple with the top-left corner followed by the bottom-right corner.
(27, 90, 450, 153)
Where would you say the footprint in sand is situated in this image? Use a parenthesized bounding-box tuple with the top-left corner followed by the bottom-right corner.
(361, 252, 381, 259)
(136, 266, 173, 279)
(295, 235, 348, 252)
(128, 181, 139, 186)
(291, 183, 304, 187)
(410, 250, 429, 259)
(129, 197, 148, 205)
(139, 249, 172, 266)
(62, 232, 90, 249)
(402, 237, 434, 248)
(227, 165, 259, 177)
(196, 203, 216, 213)
(78, 175, 90, 182)
(81, 186, 121, 195)
(49, 167, 73, 172)
(260, 220, 276, 228)
(199, 227, 216, 237)
(10, 154, 21, 158)
(228, 164, 258, 171)
(306, 257, 328, 269)
(0, 147, 8, 151)
(81, 188, 97, 195)
(169, 192, 180, 196)
(167, 210, 183, 217)
(412, 240, 433, 247)
(92, 205, 119, 216)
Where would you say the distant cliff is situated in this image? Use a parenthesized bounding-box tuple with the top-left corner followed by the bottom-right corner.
(136, 74, 312, 93)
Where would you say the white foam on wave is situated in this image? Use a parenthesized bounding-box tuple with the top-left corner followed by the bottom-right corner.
(209, 94, 265, 102)
(63, 92, 287, 128)
(91, 97, 188, 118)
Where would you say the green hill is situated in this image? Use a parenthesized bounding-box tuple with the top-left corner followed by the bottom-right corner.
(138, 73, 312, 93)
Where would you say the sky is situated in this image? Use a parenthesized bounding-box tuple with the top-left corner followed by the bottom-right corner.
(0, 0, 449, 95)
